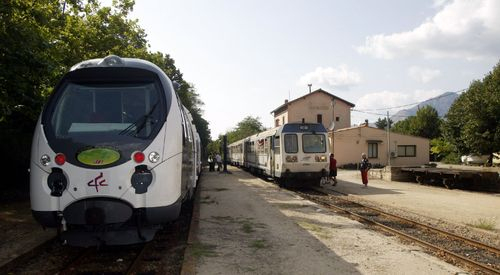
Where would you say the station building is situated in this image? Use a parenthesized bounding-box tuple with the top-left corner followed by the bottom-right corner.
(270, 89, 430, 167)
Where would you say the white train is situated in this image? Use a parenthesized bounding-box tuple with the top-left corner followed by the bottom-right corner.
(228, 123, 330, 186)
(30, 55, 199, 246)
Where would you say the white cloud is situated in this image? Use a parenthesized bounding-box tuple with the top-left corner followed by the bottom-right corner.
(298, 65, 361, 90)
(408, 66, 441, 83)
(357, 0, 500, 60)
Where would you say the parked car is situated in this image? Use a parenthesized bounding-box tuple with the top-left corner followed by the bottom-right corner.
(461, 154, 489, 165)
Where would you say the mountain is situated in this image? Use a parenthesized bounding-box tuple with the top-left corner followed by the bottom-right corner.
(391, 91, 460, 123)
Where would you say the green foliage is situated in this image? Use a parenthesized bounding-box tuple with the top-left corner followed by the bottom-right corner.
(392, 106, 441, 139)
(227, 116, 265, 144)
(207, 116, 265, 157)
(0, 0, 210, 190)
(442, 61, 500, 155)
(374, 117, 393, 129)
(430, 138, 456, 161)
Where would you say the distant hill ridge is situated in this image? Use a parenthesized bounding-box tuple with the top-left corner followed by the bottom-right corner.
(390, 91, 460, 123)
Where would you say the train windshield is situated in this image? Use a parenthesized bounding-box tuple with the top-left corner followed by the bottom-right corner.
(50, 82, 162, 139)
(302, 134, 326, 153)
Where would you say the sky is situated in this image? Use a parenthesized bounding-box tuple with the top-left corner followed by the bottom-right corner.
(110, 0, 499, 138)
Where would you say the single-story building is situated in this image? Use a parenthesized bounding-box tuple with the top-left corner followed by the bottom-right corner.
(333, 124, 430, 167)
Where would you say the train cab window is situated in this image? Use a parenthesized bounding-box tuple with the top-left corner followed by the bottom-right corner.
(50, 82, 162, 139)
(302, 134, 326, 153)
(284, 134, 298, 153)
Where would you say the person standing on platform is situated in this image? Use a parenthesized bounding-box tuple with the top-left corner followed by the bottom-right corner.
(215, 153, 222, 172)
(329, 153, 338, 186)
(360, 153, 371, 188)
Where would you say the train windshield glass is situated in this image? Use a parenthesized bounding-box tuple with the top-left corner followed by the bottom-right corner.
(302, 134, 326, 153)
(284, 134, 298, 153)
(50, 82, 162, 139)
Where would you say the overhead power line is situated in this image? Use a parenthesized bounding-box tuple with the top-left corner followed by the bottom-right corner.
(353, 89, 465, 112)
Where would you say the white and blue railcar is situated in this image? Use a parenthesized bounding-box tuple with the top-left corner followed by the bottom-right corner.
(30, 56, 196, 246)
(229, 123, 330, 186)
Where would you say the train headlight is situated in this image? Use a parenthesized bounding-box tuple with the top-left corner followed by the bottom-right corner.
(148, 152, 160, 163)
(315, 155, 327, 162)
(40, 155, 51, 166)
(286, 155, 298, 162)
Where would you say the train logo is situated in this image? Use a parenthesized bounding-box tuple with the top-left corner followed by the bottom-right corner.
(87, 172, 107, 192)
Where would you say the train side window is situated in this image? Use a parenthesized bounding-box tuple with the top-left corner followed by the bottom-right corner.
(284, 134, 298, 153)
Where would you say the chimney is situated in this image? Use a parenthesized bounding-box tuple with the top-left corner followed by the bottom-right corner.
(308, 84, 312, 93)
(285, 99, 289, 104)
(364, 119, 369, 126)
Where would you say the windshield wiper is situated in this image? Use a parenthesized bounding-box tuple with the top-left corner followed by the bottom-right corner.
(119, 102, 159, 137)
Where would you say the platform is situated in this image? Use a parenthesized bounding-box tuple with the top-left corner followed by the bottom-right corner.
(182, 166, 463, 274)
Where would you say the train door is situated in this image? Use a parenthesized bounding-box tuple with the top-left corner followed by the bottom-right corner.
(273, 134, 281, 177)
(267, 136, 274, 177)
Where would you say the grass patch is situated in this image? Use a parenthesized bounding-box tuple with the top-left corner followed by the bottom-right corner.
(297, 221, 331, 239)
(249, 239, 268, 250)
(241, 222, 255, 233)
(189, 242, 218, 258)
(469, 218, 497, 231)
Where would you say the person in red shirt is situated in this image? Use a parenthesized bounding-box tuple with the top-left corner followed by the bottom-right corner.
(329, 153, 337, 185)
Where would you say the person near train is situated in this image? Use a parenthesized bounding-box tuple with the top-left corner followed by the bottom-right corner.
(329, 153, 337, 185)
(215, 153, 222, 172)
(360, 153, 371, 187)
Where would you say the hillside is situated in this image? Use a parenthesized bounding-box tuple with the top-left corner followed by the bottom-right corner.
(391, 91, 460, 123)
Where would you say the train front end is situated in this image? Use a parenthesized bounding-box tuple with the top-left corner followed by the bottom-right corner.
(279, 123, 330, 185)
(30, 56, 184, 246)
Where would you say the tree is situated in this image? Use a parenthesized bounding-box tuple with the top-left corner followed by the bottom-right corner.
(227, 116, 265, 144)
(392, 106, 441, 139)
(442, 61, 500, 155)
(0, 0, 211, 195)
(375, 117, 393, 129)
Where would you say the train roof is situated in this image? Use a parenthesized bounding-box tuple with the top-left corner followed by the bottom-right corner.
(70, 55, 171, 82)
(227, 123, 327, 147)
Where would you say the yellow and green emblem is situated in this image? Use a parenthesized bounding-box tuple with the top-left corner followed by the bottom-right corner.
(77, 148, 120, 166)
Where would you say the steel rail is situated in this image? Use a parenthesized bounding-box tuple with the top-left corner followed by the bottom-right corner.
(298, 190, 500, 275)
(125, 242, 151, 274)
(318, 187, 500, 256)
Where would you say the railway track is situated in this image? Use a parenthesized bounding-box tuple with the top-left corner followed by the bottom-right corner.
(296, 187, 500, 275)
(1, 200, 193, 274)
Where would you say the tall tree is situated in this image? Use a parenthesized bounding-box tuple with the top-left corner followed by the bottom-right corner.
(375, 117, 393, 129)
(227, 116, 265, 144)
(442, 61, 500, 155)
(392, 106, 441, 139)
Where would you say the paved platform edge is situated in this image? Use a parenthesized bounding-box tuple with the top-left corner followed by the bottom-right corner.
(180, 182, 201, 275)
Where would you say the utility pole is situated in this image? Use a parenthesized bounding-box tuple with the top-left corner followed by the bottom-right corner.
(387, 111, 391, 166)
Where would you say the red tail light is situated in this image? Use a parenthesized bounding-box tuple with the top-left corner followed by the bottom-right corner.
(55, 153, 66, 166)
(133, 151, 145, 163)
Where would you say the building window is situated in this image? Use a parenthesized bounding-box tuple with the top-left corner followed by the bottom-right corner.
(397, 145, 416, 157)
(275, 119, 279, 127)
(336, 116, 340, 122)
(282, 116, 285, 125)
(368, 143, 378, 158)
(302, 118, 305, 123)
(317, 114, 322, 123)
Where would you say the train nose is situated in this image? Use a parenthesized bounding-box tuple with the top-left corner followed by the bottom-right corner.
(85, 207, 106, 225)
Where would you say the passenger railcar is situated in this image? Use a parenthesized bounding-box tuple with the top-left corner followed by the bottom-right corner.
(30, 55, 196, 246)
(228, 123, 330, 186)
